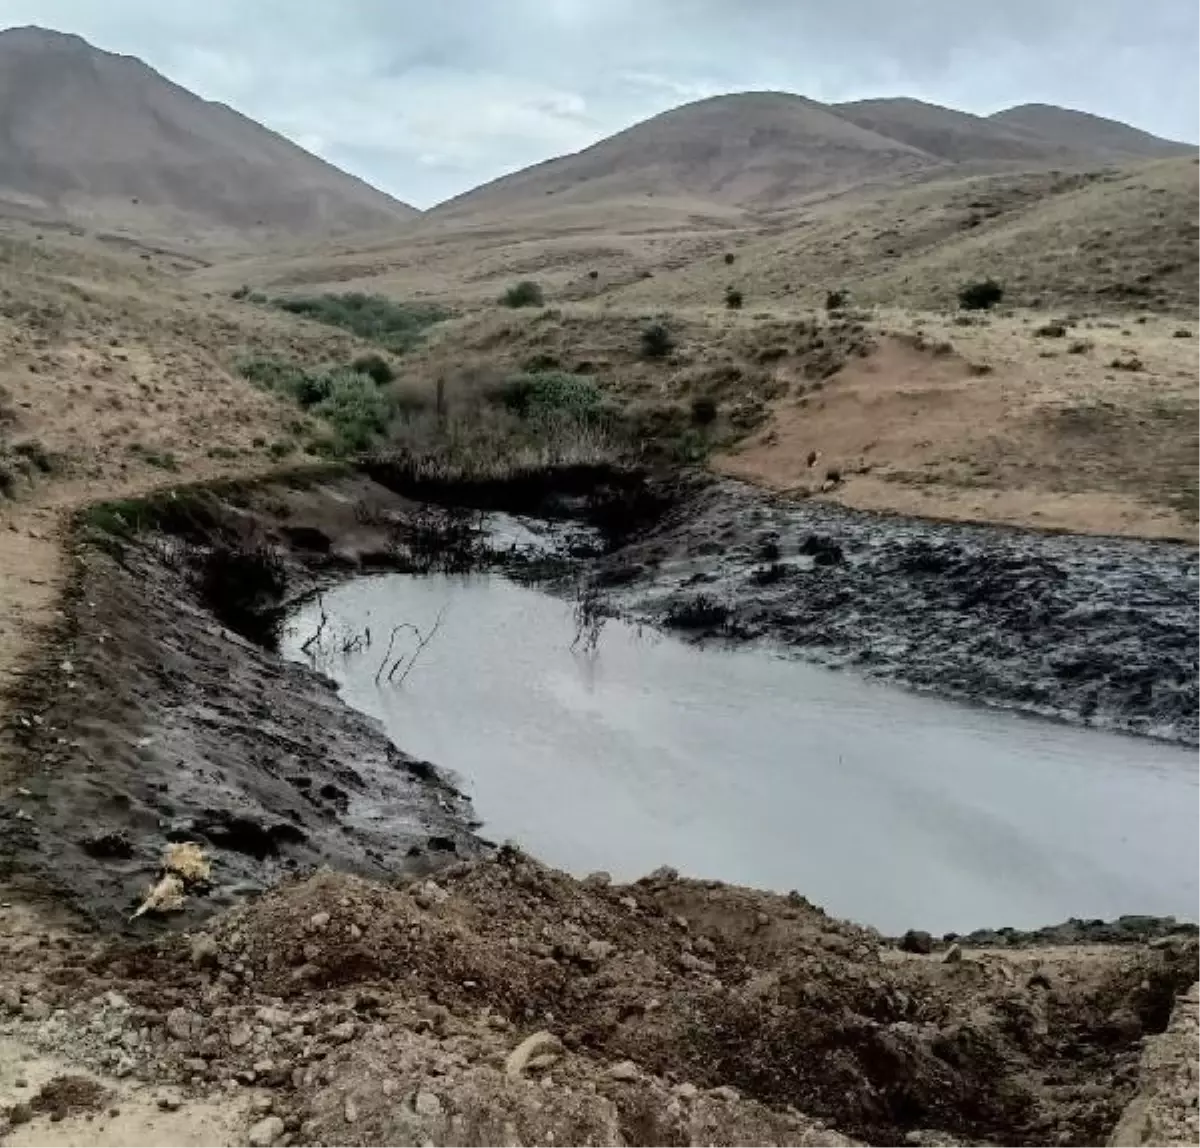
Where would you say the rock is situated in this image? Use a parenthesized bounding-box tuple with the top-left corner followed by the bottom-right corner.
(505, 1031, 562, 1079)
(607, 1060, 640, 1081)
(900, 930, 934, 954)
(674, 1083, 699, 1101)
(710, 1085, 741, 1103)
(343, 1097, 358, 1123)
(166, 1007, 200, 1041)
(308, 912, 330, 930)
(413, 1091, 443, 1117)
(9, 1102, 32, 1125)
(693, 936, 716, 956)
(251, 1096, 274, 1115)
(255, 1006, 291, 1030)
(582, 871, 611, 888)
(228, 1024, 253, 1049)
(21, 997, 50, 1021)
(247, 1115, 285, 1147)
(585, 939, 614, 963)
(647, 865, 679, 882)
(1, 986, 22, 1012)
(943, 943, 963, 963)
(190, 934, 219, 967)
(157, 1091, 183, 1112)
(413, 881, 449, 910)
(327, 1020, 356, 1043)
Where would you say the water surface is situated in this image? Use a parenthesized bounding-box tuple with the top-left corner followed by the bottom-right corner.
(284, 573, 1198, 934)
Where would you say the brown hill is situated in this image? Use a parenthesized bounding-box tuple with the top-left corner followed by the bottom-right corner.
(431, 91, 942, 218)
(833, 97, 1082, 163)
(0, 26, 418, 244)
(989, 104, 1193, 161)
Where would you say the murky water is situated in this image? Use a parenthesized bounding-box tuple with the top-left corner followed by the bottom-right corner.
(284, 573, 1198, 934)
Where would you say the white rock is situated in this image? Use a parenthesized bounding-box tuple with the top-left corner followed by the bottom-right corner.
(607, 1060, 639, 1081)
(414, 1091, 443, 1117)
(246, 1115, 285, 1146)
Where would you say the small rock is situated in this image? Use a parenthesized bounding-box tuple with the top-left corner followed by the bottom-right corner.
(327, 1020, 356, 1043)
(166, 1007, 200, 1041)
(413, 1091, 443, 1118)
(413, 881, 449, 910)
(157, 1091, 183, 1112)
(943, 943, 963, 963)
(343, 1097, 358, 1123)
(348, 924, 362, 940)
(607, 1060, 639, 1082)
(693, 937, 715, 956)
(308, 912, 330, 930)
(247, 1115, 285, 1147)
(619, 896, 638, 912)
(505, 1031, 562, 1079)
(255, 1007, 291, 1030)
(710, 1085, 741, 1103)
(1, 986, 21, 1012)
(899, 930, 934, 955)
(190, 935, 219, 967)
(585, 939, 614, 963)
(229, 1024, 253, 1049)
(21, 997, 50, 1021)
(9, 1102, 32, 1125)
(582, 871, 611, 888)
(673, 1083, 699, 1101)
(252, 1095, 274, 1115)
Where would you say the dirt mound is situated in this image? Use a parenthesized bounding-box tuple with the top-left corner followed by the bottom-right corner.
(0, 26, 416, 243)
(193, 852, 1194, 1145)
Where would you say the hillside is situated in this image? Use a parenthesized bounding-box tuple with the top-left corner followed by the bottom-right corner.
(431, 92, 942, 218)
(0, 26, 418, 244)
(833, 97, 1081, 163)
(991, 104, 1194, 160)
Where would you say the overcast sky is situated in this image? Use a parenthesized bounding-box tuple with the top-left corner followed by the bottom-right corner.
(1, 0, 1196, 207)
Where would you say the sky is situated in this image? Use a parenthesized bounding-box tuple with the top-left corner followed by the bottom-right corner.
(0, 0, 1196, 208)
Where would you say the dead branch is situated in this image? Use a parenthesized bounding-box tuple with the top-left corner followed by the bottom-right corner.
(300, 592, 328, 654)
(388, 605, 448, 685)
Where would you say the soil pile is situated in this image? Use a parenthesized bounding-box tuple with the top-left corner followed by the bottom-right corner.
(0, 851, 1195, 1146)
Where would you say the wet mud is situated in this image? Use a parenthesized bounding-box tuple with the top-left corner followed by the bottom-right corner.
(593, 479, 1199, 743)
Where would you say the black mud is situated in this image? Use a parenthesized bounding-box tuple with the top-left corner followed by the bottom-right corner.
(593, 480, 1199, 743)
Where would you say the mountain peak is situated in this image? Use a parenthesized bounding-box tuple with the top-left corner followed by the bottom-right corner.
(0, 26, 417, 242)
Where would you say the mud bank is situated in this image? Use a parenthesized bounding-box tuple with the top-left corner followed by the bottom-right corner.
(0, 473, 493, 928)
(593, 480, 1199, 743)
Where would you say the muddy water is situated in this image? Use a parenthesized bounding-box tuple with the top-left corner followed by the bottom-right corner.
(284, 573, 1198, 935)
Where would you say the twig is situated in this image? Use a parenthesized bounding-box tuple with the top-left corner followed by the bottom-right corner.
(388, 605, 448, 685)
(300, 592, 328, 654)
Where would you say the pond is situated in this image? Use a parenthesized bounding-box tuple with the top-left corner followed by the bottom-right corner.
(284, 572, 1198, 935)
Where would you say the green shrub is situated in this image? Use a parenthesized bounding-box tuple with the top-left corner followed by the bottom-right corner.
(825, 289, 848, 311)
(272, 293, 448, 352)
(501, 281, 545, 308)
(351, 352, 396, 385)
(487, 371, 604, 424)
(724, 287, 744, 310)
(641, 321, 674, 359)
(958, 279, 1004, 311)
(312, 370, 394, 453)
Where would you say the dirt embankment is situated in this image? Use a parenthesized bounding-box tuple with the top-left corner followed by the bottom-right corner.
(0, 472, 490, 929)
(593, 478, 1199, 743)
(1, 851, 1197, 1147)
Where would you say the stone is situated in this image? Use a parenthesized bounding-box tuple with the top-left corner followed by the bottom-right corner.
(255, 1006, 291, 1030)
(343, 1097, 358, 1123)
(710, 1085, 741, 1103)
(9, 1102, 32, 1125)
(585, 939, 614, 963)
(582, 871, 611, 888)
(157, 1091, 183, 1112)
(166, 1007, 200, 1041)
(413, 1091, 443, 1117)
(229, 1023, 253, 1049)
(647, 865, 679, 882)
(190, 935, 219, 967)
(308, 912, 330, 930)
(673, 1083, 699, 1101)
(899, 930, 934, 955)
(247, 1115, 285, 1147)
(505, 1031, 562, 1079)
(607, 1060, 639, 1081)
(943, 943, 963, 963)
(21, 997, 50, 1021)
(327, 1020, 356, 1043)
(413, 881, 449, 910)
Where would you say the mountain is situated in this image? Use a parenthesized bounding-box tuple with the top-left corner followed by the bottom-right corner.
(833, 97, 1080, 163)
(431, 92, 941, 218)
(0, 26, 417, 243)
(988, 104, 1193, 161)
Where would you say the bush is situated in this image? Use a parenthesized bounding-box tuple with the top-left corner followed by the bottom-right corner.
(501, 281, 545, 308)
(825, 289, 848, 311)
(588, 270, 599, 280)
(724, 252, 736, 265)
(231, 286, 249, 300)
(487, 371, 604, 425)
(724, 287, 744, 310)
(958, 279, 1004, 311)
(351, 352, 396, 386)
(641, 321, 675, 359)
(272, 293, 448, 352)
(1034, 322, 1067, 338)
(690, 396, 718, 425)
(312, 371, 394, 453)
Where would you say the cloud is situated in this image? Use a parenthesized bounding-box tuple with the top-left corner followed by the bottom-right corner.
(0, 0, 1195, 206)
